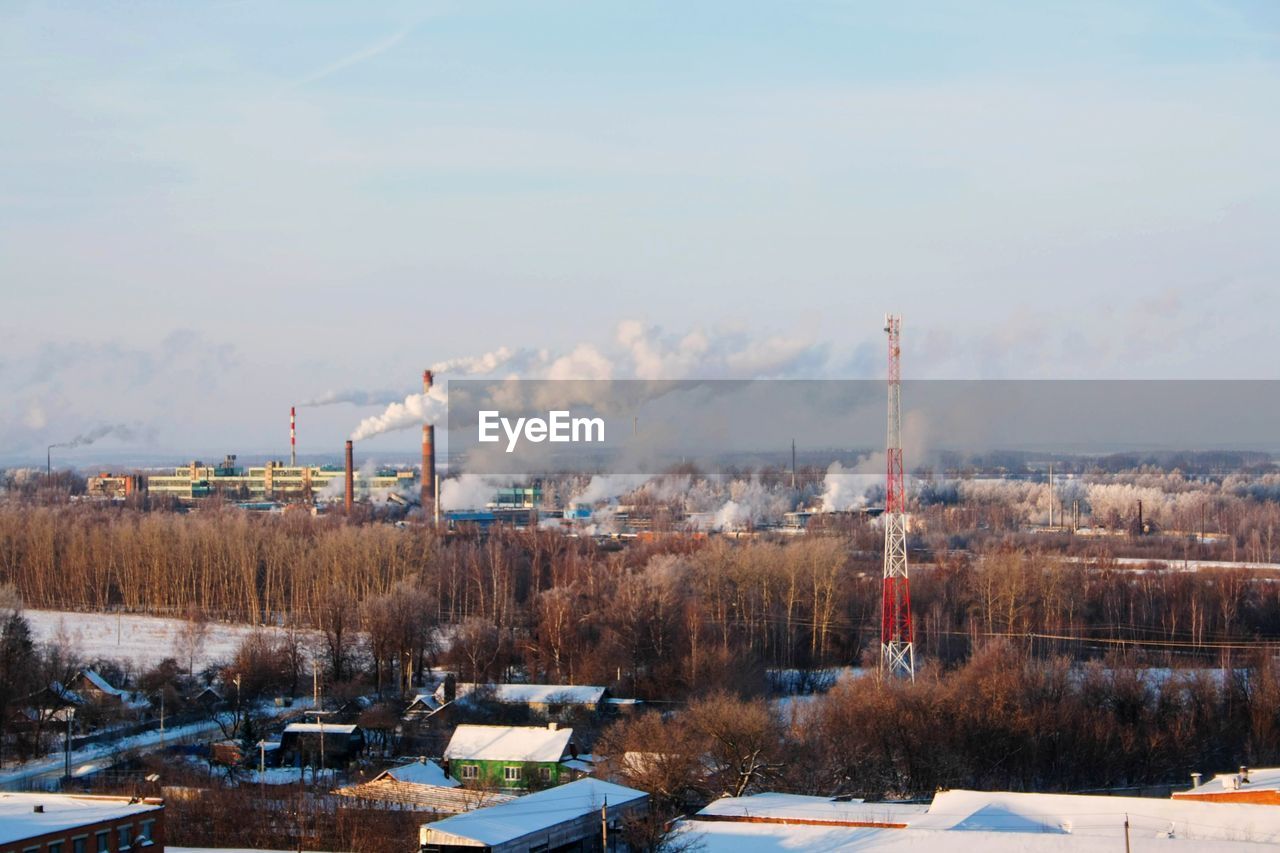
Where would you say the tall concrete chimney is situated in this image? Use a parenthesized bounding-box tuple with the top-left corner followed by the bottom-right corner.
(422, 370, 436, 513)
(290, 406, 297, 467)
(344, 440, 354, 514)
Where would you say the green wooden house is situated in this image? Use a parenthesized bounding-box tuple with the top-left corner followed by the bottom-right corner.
(443, 723, 574, 790)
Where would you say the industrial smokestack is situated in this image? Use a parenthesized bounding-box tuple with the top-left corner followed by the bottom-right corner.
(290, 406, 297, 467)
(345, 440, 354, 514)
(422, 370, 436, 514)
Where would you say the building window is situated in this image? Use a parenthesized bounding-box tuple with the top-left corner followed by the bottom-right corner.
(460, 764, 478, 779)
(72, 837, 87, 853)
(48, 843, 64, 853)
(118, 823, 132, 850)
(96, 831, 110, 853)
(138, 819, 156, 845)
(504, 765, 522, 782)
(540, 766, 552, 781)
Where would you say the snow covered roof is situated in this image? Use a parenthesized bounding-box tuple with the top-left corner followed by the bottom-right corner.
(0, 793, 161, 844)
(442, 682, 607, 706)
(444, 724, 573, 763)
(698, 793, 926, 826)
(915, 789, 1280, 845)
(420, 778, 646, 847)
(282, 722, 359, 735)
(79, 669, 130, 697)
(374, 759, 460, 788)
(1177, 767, 1280, 795)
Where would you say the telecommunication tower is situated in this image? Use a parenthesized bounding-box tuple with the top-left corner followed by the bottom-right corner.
(882, 315, 914, 679)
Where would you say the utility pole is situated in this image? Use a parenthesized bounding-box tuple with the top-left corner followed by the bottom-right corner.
(881, 315, 914, 680)
(1124, 814, 1131, 853)
(601, 797, 608, 851)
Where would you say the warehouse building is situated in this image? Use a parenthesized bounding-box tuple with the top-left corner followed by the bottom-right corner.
(0, 792, 163, 853)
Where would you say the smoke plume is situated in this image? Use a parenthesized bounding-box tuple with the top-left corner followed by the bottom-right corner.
(300, 389, 404, 407)
(349, 385, 449, 441)
(49, 423, 144, 450)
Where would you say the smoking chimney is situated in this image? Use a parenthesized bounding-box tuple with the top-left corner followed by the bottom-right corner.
(290, 406, 297, 467)
(344, 440, 354, 514)
(422, 370, 436, 513)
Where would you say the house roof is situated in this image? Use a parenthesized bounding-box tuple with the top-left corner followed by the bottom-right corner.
(374, 759, 459, 788)
(1176, 767, 1280, 796)
(442, 683, 607, 706)
(697, 793, 925, 826)
(282, 722, 359, 735)
(421, 778, 646, 847)
(444, 724, 573, 763)
(0, 793, 162, 845)
(80, 669, 130, 697)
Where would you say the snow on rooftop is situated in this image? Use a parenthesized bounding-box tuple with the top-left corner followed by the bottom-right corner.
(0, 793, 161, 845)
(282, 722, 358, 734)
(915, 790, 1280, 845)
(375, 758, 460, 788)
(444, 682, 607, 705)
(444, 724, 573, 763)
(421, 778, 645, 846)
(678, 789, 1280, 851)
(698, 792, 926, 826)
(1180, 767, 1280, 795)
(80, 669, 130, 697)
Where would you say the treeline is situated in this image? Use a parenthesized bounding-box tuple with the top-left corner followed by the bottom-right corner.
(602, 643, 1280, 806)
(5, 505, 1280, 701)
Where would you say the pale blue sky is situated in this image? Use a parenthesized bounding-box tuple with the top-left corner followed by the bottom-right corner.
(2, 1, 1277, 461)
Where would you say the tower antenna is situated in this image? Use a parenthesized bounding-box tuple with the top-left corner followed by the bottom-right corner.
(882, 314, 914, 679)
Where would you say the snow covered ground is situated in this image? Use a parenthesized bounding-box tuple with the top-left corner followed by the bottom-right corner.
(23, 609, 320, 671)
(0, 699, 315, 791)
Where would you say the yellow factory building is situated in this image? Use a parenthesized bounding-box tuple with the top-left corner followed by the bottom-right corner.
(146, 455, 414, 502)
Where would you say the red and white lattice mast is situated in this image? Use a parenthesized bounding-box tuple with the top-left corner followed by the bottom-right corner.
(882, 314, 914, 679)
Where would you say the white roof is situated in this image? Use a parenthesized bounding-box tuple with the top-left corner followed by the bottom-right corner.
(699, 793, 925, 825)
(283, 722, 358, 734)
(444, 724, 573, 763)
(421, 778, 646, 846)
(0, 793, 161, 844)
(677, 789, 1280, 851)
(80, 669, 130, 697)
(1180, 767, 1280, 795)
(375, 759, 460, 788)
(445, 683, 607, 705)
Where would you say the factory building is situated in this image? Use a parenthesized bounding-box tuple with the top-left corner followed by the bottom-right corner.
(146, 454, 414, 503)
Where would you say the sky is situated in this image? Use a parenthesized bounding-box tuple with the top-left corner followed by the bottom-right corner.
(1, 1, 1278, 464)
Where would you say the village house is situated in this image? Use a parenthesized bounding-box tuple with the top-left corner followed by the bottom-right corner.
(277, 721, 365, 769)
(443, 723, 577, 790)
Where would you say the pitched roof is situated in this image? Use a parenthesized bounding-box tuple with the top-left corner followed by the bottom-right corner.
(79, 670, 130, 698)
(282, 722, 359, 735)
(442, 683, 606, 706)
(444, 724, 573, 763)
(421, 778, 646, 847)
(374, 759, 459, 788)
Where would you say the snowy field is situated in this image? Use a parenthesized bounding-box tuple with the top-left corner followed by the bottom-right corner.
(24, 609, 320, 672)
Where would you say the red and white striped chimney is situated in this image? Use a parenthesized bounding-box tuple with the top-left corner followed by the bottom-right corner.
(290, 406, 297, 467)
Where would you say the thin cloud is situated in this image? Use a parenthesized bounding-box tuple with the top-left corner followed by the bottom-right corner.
(287, 17, 423, 90)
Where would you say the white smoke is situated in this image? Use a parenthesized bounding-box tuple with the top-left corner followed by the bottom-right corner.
(819, 456, 884, 512)
(349, 384, 449, 441)
(300, 389, 403, 407)
(430, 346, 522, 376)
(571, 474, 652, 506)
(440, 473, 508, 511)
